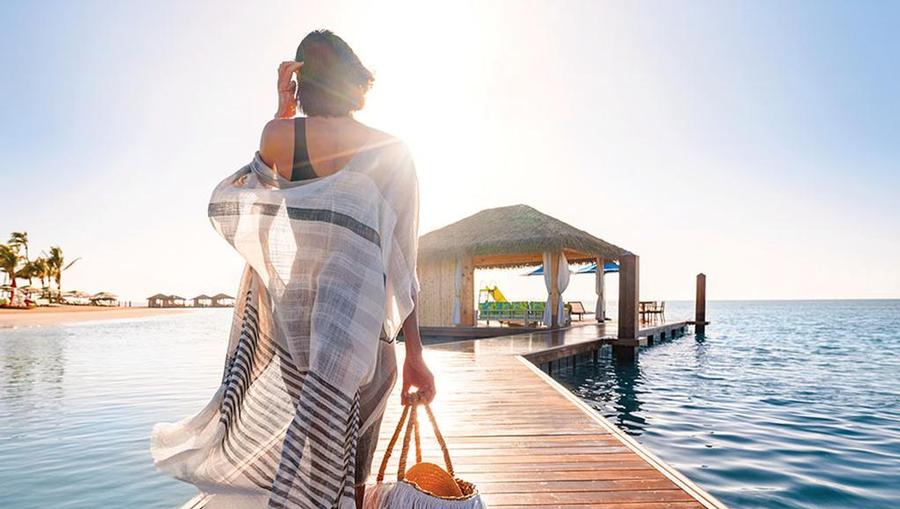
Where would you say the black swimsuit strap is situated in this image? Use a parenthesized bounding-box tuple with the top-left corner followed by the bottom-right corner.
(291, 117, 317, 181)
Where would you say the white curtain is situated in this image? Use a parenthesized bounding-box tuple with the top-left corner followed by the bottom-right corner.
(542, 252, 553, 325)
(541, 252, 571, 326)
(451, 257, 462, 325)
(595, 259, 605, 321)
(557, 252, 570, 324)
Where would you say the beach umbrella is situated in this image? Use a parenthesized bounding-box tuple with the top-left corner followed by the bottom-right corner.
(524, 261, 619, 276)
(575, 261, 620, 274)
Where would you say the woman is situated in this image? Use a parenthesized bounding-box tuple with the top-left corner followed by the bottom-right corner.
(152, 30, 435, 509)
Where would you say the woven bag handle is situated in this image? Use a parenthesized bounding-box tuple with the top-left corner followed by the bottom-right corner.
(375, 404, 410, 482)
(374, 393, 455, 482)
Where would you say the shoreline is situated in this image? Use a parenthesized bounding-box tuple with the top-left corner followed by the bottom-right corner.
(0, 305, 196, 329)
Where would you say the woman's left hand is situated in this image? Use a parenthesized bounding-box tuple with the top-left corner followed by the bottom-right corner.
(401, 354, 435, 405)
(274, 61, 302, 119)
(277, 61, 302, 93)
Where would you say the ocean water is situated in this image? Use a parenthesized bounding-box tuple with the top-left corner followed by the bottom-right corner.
(1, 301, 899, 508)
(553, 300, 900, 509)
(0, 310, 232, 509)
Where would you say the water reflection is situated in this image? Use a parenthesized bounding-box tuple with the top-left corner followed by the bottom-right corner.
(0, 328, 67, 409)
(553, 345, 649, 434)
(552, 300, 900, 509)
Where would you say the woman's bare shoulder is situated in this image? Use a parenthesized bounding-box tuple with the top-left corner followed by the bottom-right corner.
(261, 118, 294, 144)
(259, 118, 294, 162)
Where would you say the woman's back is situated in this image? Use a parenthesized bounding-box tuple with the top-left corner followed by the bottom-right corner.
(153, 30, 434, 509)
(259, 116, 389, 182)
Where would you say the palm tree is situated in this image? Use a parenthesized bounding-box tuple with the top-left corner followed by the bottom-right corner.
(0, 244, 21, 305)
(9, 232, 29, 259)
(32, 257, 51, 293)
(8, 232, 31, 285)
(46, 246, 80, 303)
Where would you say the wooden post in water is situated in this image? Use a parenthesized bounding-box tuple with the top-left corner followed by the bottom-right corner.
(614, 255, 640, 362)
(695, 273, 706, 335)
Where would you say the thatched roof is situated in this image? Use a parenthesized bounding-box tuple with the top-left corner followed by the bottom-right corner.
(211, 293, 234, 300)
(418, 204, 631, 267)
(192, 294, 212, 300)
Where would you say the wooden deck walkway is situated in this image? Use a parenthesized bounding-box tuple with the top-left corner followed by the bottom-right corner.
(183, 322, 726, 509)
(371, 322, 727, 508)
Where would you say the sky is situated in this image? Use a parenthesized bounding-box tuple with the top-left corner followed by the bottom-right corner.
(1, 0, 898, 302)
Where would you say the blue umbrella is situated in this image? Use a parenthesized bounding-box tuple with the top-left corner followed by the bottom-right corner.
(576, 261, 619, 274)
(525, 261, 619, 276)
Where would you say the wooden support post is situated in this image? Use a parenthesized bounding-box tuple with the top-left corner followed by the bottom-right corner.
(617, 255, 639, 340)
(459, 256, 475, 326)
(695, 273, 706, 335)
(548, 252, 561, 328)
(595, 257, 606, 322)
(614, 254, 640, 362)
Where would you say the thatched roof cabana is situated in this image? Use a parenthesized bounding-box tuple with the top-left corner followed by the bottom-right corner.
(91, 292, 118, 306)
(416, 204, 634, 328)
(192, 294, 212, 307)
(211, 293, 235, 307)
(147, 293, 184, 308)
(419, 204, 631, 268)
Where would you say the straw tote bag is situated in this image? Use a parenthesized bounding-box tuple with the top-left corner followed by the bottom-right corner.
(364, 394, 486, 509)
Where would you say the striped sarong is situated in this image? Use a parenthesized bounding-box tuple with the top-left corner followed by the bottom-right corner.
(152, 138, 419, 509)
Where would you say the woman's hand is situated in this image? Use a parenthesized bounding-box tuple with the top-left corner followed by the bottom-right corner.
(278, 61, 303, 93)
(275, 61, 302, 119)
(401, 353, 435, 405)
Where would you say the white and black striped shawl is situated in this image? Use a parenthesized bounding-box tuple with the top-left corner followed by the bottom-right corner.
(152, 138, 419, 509)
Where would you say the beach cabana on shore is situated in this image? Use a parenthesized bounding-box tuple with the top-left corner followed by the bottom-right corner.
(147, 294, 185, 308)
(192, 294, 213, 307)
(91, 292, 118, 306)
(416, 204, 634, 329)
(210, 293, 235, 307)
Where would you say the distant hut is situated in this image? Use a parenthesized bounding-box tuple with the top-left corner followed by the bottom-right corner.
(192, 294, 213, 307)
(150, 294, 172, 307)
(91, 292, 118, 306)
(147, 293, 185, 308)
(147, 293, 168, 308)
(416, 204, 633, 328)
(211, 293, 235, 307)
(61, 290, 92, 306)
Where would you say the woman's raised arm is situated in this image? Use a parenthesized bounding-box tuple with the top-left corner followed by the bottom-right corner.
(275, 61, 302, 119)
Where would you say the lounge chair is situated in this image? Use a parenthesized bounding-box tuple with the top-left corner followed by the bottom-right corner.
(569, 301, 586, 321)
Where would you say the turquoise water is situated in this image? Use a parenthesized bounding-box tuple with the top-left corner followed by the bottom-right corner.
(1, 302, 899, 508)
(0, 311, 231, 509)
(553, 300, 900, 509)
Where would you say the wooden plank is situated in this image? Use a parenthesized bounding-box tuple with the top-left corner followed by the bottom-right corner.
(366, 325, 728, 509)
(187, 322, 726, 509)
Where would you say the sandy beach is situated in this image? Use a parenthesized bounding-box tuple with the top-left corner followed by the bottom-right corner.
(0, 305, 193, 328)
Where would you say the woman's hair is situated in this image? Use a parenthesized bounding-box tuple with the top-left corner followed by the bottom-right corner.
(295, 30, 373, 117)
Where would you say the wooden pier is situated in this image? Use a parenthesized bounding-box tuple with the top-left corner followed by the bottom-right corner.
(181, 320, 725, 509)
(371, 321, 727, 509)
